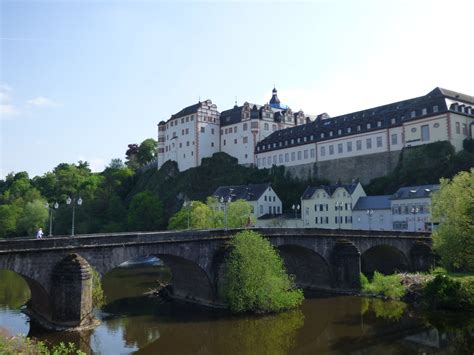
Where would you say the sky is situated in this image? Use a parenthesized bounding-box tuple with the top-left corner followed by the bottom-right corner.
(1, 0, 473, 179)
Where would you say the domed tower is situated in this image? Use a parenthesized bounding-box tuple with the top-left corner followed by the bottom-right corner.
(269, 87, 281, 109)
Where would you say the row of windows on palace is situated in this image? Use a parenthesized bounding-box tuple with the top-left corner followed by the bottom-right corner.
(158, 114, 218, 131)
(257, 133, 397, 166)
(258, 119, 420, 152)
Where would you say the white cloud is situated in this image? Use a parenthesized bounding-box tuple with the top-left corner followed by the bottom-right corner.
(0, 84, 20, 118)
(27, 96, 59, 108)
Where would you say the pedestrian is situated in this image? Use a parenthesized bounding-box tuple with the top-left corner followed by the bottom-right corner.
(36, 227, 44, 240)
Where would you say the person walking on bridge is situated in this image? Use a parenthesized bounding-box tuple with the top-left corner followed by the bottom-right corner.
(36, 227, 44, 240)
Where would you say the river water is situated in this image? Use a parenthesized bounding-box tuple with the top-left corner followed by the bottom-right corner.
(0, 267, 473, 354)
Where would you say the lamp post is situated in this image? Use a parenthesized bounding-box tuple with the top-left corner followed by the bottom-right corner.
(292, 204, 300, 227)
(367, 209, 374, 231)
(410, 207, 420, 232)
(45, 202, 59, 236)
(220, 194, 232, 230)
(335, 201, 343, 229)
(183, 199, 193, 229)
(66, 196, 82, 237)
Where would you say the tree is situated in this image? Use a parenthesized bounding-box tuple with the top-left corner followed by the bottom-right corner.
(127, 191, 164, 231)
(227, 199, 256, 228)
(223, 230, 304, 313)
(432, 168, 474, 271)
(108, 158, 125, 170)
(16, 199, 49, 236)
(0, 205, 19, 238)
(168, 200, 217, 230)
(125, 144, 139, 169)
(137, 138, 157, 166)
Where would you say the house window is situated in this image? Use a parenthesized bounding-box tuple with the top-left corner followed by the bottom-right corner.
(310, 148, 315, 158)
(267, 157, 271, 165)
(321, 146, 326, 156)
(234, 127, 237, 133)
(273, 155, 277, 164)
(367, 123, 371, 129)
(297, 151, 302, 160)
(391, 118, 396, 124)
(421, 124, 430, 141)
(243, 136, 248, 144)
(243, 123, 248, 131)
(411, 110, 416, 118)
(456, 122, 461, 134)
(433, 105, 438, 113)
(211, 128, 214, 134)
(211, 142, 214, 147)
(234, 139, 237, 144)
(462, 123, 468, 136)
(347, 141, 352, 152)
(366, 138, 372, 149)
(338, 143, 343, 154)
(264, 123, 269, 130)
(279, 154, 283, 163)
(329, 145, 334, 155)
(285, 153, 289, 162)
(223, 139, 226, 146)
(291, 152, 296, 161)
(377, 121, 382, 127)
(357, 125, 361, 132)
(260, 205, 263, 214)
(422, 108, 427, 115)
(376, 136, 382, 147)
(304, 150, 308, 159)
(391, 133, 398, 145)
(200, 127, 205, 133)
(356, 140, 362, 150)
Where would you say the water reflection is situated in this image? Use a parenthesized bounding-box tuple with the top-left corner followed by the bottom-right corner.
(0, 266, 473, 354)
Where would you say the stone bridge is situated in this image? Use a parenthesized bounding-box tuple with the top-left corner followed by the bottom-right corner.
(0, 228, 434, 330)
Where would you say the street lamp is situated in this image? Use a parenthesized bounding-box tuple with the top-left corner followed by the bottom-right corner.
(45, 202, 59, 236)
(366, 209, 374, 231)
(292, 204, 300, 227)
(410, 207, 420, 232)
(66, 196, 83, 237)
(220, 195, 232, 230)
(183, 199, 193, 229)
(335, 201, 343, 229)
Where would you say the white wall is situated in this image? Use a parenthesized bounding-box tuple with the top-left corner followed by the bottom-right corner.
(391, 197, 434, 232)
(353, 209, 392, 231)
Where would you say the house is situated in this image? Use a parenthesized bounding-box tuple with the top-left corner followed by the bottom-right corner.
(301, 182, 366, 229)
(352, 195, 392, 231)
(390, 184, 440, 232)
(212, 183, 282, 219)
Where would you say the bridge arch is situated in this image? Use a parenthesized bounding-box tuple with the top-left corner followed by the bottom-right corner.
(410, 241, 435, 271)
(0, 268, 50, 321)
(277, 244, 332, 290)
(89, 248, 217, 306)
(331, 240, 361, 289)
(361, 245, 409, 276)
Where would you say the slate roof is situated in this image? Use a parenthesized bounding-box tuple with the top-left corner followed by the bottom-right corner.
(390, 185, 440, 200)
(212, 183, 274, 202)
(170, 102, 202, 120)
(301, 183, 359, 200)
(256, 87, 474, 153)
(353, 195, 391, 211)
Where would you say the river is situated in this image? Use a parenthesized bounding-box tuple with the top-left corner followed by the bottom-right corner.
(0, 267, 473, 354)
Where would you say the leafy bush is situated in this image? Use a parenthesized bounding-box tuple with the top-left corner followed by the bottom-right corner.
(91, 268, 105, 308)
(223, 230, 304, 313)
(0, 330, 84, 355)
(360, 272, 406, 299)
(423, 274, 474, 311)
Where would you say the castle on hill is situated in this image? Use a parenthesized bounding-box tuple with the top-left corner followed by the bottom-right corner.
(157, 87, 474, 183)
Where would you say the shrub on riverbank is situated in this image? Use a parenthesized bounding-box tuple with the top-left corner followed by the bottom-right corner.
(360, 272, 406, 299)
(0, 329, 84, 354)
(223, 230, 303, 313)
(423, 275, 474, 311)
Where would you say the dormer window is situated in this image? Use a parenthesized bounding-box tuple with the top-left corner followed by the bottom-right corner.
(411, 110, 416, 118)
(347, 127, 351, 133)
(291, 139, 294, 144)
(329, 131, 333, 137)
(377, 121, 382, 127)
(321, 133, 325, 138)
(338, 129, 342, 135)
(433, 105, 438, 113)
(367, 123, 371, 129)
(391, 118, 396, 124)
(357, 125, 361, 132)
(422, 108, 427, 115)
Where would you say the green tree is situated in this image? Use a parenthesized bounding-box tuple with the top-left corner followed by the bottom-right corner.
(16, 199, 49, 236)
(227, 199, 255, 228)
(432, 168, 474, 271)
(0, 205, 19, 238)
(128, 191, 164, 231)
(223, 230, 304, 313)
(137, 138, 157, 166)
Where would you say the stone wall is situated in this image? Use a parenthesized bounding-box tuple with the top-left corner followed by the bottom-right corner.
(285, 150, 401, 184)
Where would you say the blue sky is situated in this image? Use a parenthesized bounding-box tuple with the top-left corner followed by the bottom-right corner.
(1, 0, 473, 178)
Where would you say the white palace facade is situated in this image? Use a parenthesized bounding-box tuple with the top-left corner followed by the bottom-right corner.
(157, 87, 474, 174)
